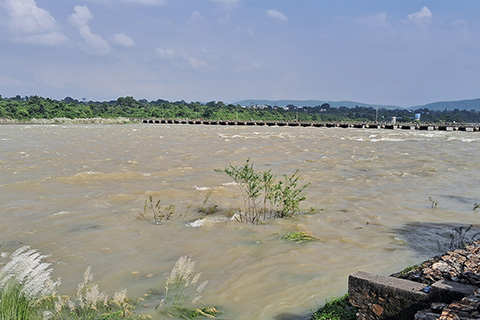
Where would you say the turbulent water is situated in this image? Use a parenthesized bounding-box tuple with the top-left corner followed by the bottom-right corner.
(1, 124, 480, 319)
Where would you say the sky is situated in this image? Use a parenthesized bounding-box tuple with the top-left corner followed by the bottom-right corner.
(0, 0, 479, 107)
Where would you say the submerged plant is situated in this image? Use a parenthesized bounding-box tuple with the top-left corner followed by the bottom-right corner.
(216, 159, 262, 223)
(216, 159, 310, 224)
(274, 170, 310, 219)
(282, 231, 320, 244)
(138, 195, 177, 224)
(429, 197, 438, 209)
(198, 191, 219, 216)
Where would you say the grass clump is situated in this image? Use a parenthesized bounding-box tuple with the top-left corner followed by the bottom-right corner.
(310, 295, 357, 320)
(282, 231, 320, 244)
(216, 159, 310, 224)
(137, 195, 182, 225)
(0, 246, 150, 320)
(0, 246, 60, 319)
(158, 255, 218, 319)
(51, 266, 148, 320)
(397, 265, 419, 277)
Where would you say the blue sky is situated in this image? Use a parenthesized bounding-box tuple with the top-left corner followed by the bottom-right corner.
(0, 0, 479, 107)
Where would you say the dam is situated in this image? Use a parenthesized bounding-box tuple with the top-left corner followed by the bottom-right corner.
(142, 118, 479, 132)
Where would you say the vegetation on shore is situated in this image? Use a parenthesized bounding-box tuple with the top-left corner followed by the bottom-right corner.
(310, 295, 357, 320)
(0, 246, 222, 320)
(2, 95, 480, 123)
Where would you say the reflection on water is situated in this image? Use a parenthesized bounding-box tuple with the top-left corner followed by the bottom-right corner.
(1, 124, 480, 319)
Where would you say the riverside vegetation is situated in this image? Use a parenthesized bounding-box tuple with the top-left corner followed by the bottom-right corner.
(2, 94, 480, 123)
(1, 161, 318, 319)
(0, 247, 220, 320)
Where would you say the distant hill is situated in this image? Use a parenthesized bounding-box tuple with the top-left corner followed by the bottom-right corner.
(410, 98, 480, 111)
(233, 99, 401, 110)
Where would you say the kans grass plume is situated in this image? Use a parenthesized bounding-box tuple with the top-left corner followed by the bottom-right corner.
(162, 255, 208, 311)
(0, 246, 60, 319)
(0, 246, 60, 302)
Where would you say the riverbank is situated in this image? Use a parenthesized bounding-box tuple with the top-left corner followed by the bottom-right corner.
(321, 240, 480, 320)
(0, 117, 139, 125)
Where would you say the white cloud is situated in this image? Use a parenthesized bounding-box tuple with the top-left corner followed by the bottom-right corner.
(2, 0, 56, 34)
(156, 47, 208, 71)
(124, 0, 167, 5)
(237, 26, 254, 37)
(17, 32, 69, 46)
(187, 57, 208, 71)
(1, 0, 68, 45)
(0, 74, 22, 86)
(112, 33, 135, 47)
(208, 0, 241, 7)
(266, 9, 287, 23)
(69, 5, 111, 55)
(357, 12, 388, 26)
(407, 6, 432, 28)
(68, 5, 93, 28)
(84, 0, 168, 6)
(156, 47, 177, 60)
(190, 10, 205, 22)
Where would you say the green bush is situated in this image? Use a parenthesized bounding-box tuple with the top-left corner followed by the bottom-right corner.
(216, 159, 309, 224)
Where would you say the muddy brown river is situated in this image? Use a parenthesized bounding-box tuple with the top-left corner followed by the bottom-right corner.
(1, 124, 479, 319)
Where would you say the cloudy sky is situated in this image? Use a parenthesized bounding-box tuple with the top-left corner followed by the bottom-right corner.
(0, 0, 479, 107)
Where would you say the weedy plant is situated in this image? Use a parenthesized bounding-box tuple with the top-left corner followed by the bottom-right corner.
(198, 191, 219, 216)
(429, 197, 438, 209)
(159, 255, 218, 319)
(137, 195, 178, 224)
(216, 159, 310, 224)
(445, 225, 480, 250)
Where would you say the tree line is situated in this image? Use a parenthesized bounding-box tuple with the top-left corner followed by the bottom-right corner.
(2, 95, 480, 123)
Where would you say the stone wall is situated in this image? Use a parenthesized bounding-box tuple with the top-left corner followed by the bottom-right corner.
(348, 241, 480, 320)
(349, 271, 431, 320)
(349, 272, 477, 320)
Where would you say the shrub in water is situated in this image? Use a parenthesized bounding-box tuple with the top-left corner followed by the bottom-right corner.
(216, 159, 310, 224)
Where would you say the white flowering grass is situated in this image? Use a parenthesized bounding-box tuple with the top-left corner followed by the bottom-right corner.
(0, 246, 60, 319)
(162, 255, 208, 312)
(0, 246, 150, 320)
(53, 266, 149, 320)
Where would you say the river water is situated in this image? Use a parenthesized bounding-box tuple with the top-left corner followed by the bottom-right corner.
(1, 124, 479, 319)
